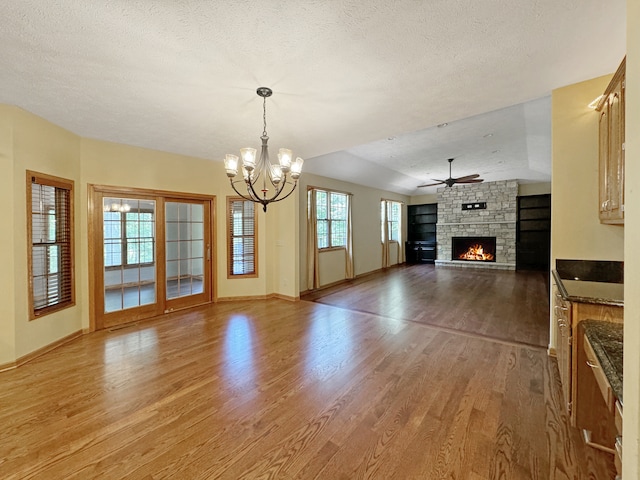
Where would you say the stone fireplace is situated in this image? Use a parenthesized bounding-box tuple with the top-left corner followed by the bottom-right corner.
(435, 180, 517, 270)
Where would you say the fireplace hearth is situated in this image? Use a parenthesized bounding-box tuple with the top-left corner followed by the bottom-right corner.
(452, 236, 497, 262)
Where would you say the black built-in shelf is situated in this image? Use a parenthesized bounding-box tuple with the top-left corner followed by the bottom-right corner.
(406, 203, 437, 263)
(517, 194, 551, 271)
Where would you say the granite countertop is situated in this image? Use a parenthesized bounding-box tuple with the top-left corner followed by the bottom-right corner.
(553, 270, 624, 306)
(583, 319, 624, 404)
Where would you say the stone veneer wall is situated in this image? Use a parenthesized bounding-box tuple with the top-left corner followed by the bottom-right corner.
(436, 180, 518, 270)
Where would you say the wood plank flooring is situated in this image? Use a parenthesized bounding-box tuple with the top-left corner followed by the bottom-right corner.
(303, 265, 550, 348)
(0, 268, 614, 479)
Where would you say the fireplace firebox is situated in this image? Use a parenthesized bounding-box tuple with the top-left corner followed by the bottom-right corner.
(452, 236, 497, 262)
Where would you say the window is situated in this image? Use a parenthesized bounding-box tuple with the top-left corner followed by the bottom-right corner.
(381, 200, 402, 242)
(27, 171, 75, 318)
(103, 199, 155, 268)
(315, 190, 348, 249)
(227, 198, 257, 277)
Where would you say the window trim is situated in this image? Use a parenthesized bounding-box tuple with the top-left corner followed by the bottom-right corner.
(26, 170, 75, 320)
(314, 189, 349, 250)
(381, 199, 402, 244)
(226, 197, 258, 279)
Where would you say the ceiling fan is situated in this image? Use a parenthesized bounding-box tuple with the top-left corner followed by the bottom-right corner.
(418, 158, 484, 188)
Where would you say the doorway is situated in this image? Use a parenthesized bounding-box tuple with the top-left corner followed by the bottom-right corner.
(89, 186, 215, 330)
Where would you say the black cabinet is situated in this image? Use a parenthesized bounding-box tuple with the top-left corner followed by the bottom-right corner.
(517, 194, 551, 271)
(406, 203, 437, 263)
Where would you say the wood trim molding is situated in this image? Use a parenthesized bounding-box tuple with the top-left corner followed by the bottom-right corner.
(0, 329, 84, 372)
(269, 293, 300, 302)
(0, 361, 17, 373)
(217, 294, 270, 302)
(90, 184, 216, 201)
(217, 293, 299, 302)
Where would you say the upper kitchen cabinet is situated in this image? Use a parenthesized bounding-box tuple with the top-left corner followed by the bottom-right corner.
(597, 57, 625, 224)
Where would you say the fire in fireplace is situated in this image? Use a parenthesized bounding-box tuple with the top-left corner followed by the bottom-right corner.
(452, 236, 497, 262)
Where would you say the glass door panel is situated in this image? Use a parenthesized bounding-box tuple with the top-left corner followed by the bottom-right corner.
(165, 201, 208, 309)
(91, 186, 212, 330)
(103, 197, 157, 313)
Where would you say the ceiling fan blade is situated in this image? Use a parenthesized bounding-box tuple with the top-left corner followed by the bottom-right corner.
(418, 180, 446, 187)
(453, 174, 480, 182)
(456, 178, 484, 184)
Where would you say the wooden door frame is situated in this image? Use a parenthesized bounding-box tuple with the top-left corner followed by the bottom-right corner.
(163, 197, 213, 313)
(88, 184, 217, 332)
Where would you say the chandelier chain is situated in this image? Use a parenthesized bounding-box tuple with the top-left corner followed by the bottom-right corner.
(262, 96, 268, 137)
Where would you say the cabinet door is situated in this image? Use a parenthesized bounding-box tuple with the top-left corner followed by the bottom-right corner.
(554, 287, 572, 415)
(598, 105, 610, 220)
(608, 88, 623, 220)
(598, 59, 625, 225)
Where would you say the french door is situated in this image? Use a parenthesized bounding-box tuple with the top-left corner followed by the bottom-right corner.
(89, 186, 215, 330)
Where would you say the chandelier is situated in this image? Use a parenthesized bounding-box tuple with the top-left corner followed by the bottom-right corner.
(224, 87, 304, 212)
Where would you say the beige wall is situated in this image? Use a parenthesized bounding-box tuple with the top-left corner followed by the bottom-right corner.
(518, 182, 551, 196)
(0, 107, 299, 364)
(409, 193, 438, 205)
(78, 137, 277, 303)
(624, 0, 639, 474)
(299, 173, 409, 290)
(551, 77, 624, 263)
(0, 106, 16, 364)
(7, 107, 83, 360)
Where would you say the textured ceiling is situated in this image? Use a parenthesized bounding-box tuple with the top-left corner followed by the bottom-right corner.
(0, 1, 626, 195)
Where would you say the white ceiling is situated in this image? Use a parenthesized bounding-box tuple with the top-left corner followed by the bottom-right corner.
(0, 1, 626, 196)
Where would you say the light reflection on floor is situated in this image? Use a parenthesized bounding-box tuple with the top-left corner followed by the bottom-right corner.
(304, 310, 353, 382)
(222, 315, 256, 395)
(102, 329, 160, 403)
(103, 329, 159, 365)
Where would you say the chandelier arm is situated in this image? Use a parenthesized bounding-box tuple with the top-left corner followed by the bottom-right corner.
(245, 176, 268, 203)
(229, 179, 259, 202)
(263, 179, 298, 204)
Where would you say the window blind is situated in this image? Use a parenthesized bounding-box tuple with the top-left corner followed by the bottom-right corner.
(29, 173, 74, 316)
(227, 198, 257, 276)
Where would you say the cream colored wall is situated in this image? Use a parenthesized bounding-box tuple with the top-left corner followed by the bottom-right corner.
(0, 106, 298, 363)
(624, 0, 639, 474)
(0, 106, 16, 364)
(299, 173, 409, 290)
(551, 77, 624, 263)
(10, 107, 83, 359)
(79, 138, 276, 306)
(518, 182, 551, 196)
(409, 193, 438, 205)
(265, 191, 299, 298)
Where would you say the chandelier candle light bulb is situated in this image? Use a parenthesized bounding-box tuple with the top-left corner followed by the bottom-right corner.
(223, 87, 303, 212)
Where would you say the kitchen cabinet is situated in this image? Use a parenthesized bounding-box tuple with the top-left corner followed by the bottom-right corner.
(552, 272, 623, 427)
(576, 325, 616, 450)
(597, 57, 625, 224)
(576, 320, 624, 478)
(553, 283, 572, 414)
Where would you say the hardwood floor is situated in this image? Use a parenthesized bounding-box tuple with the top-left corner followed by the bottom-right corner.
(0, 268, 614, 479)
(303, 264, 550, 348)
